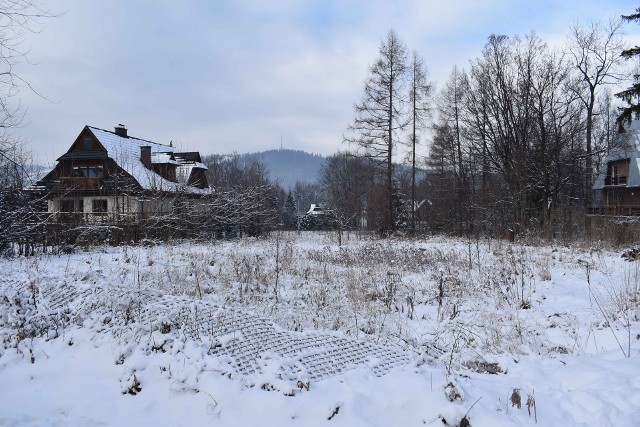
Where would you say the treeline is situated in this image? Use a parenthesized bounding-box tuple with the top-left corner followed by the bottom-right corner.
(330, 19, 633, 239)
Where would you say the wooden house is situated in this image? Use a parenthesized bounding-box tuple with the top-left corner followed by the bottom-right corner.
(35, 125, 211, 223)
(592, 121, 640, 215)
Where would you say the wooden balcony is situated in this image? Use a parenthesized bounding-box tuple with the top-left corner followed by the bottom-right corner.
(588, 205, 640, 216)
(52, 212, 143, 224)
(57, 177, 104, 190)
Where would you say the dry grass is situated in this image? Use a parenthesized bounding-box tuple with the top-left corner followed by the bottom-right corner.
(3, 231, 624, 374)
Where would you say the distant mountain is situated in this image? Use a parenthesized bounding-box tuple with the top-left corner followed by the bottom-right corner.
(243, 149, 326, 189)
(232, 149, 427, 191)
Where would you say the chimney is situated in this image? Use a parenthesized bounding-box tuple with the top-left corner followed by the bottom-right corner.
(114, 124, 128, 138)
(140, 146, 151, 169)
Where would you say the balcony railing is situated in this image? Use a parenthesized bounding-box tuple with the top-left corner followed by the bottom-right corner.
(53, 212, 144, 224)
(589, 205, 640, 216)
(604, 175, 627, 186)
(57, 177, 104, 190)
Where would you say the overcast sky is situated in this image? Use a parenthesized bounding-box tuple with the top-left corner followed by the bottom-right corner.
(12, 0, 640, 165)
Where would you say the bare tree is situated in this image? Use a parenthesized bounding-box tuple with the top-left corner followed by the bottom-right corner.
(437, 33, 587, 239)
(528, 43, 583, 238)
(345, 29, 408, 234)
(433, 66, 469, 234)
(320, 152, 371, 230)
(438, 67, 466, 186)
(568, 19, 626, 210)
(0, 1, 54, 129)
(407, 51, 432, 234)
(203, 154, 281, 237)
(0, 1, 55, 254)
(464, 34, 536, 232)
(425, 122, 460, 232)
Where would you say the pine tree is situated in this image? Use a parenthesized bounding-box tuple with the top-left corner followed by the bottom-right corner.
(617, 8, 640, 123)
(282, 191, 297, 230)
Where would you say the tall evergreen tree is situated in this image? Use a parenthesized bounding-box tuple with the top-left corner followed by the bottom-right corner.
(617, 8, 640, 123)
(282, 191, 297, 230)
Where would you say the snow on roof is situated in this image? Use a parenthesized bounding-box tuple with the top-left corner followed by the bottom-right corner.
(593, 121, 640, 189)
(88, 126, 212, 194)
(151, 152, 179, 165)
(173, 153, 208, 185)
(194, 161, 207, 170)
(306, 204, 324, 215)
(176, 162, 208, 185)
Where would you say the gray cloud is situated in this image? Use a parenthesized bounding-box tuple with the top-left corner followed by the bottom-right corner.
(10, 0, 640, 165)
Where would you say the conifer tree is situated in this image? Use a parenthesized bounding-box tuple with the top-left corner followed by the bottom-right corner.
(617, 8, 640, 123)
(282, 191, 297, 230)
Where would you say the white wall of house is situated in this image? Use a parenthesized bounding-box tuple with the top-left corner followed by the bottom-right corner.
(49, 194, 201, 221)
(50, 195, 159, 219)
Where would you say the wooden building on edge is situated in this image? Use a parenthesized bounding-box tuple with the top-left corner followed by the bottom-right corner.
(35, 125, 211, 223)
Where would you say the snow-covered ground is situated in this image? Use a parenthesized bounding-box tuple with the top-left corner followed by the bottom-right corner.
(1, 232, 639, 426)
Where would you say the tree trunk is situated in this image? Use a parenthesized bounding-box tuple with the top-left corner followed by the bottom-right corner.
(388, 73, 394, 234)
(585, 94, 595, 236)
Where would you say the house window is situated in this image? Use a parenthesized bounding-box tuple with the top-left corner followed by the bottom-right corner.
(77, 199, 84, 213)
(61, 200, 75, 212)
(92, 199, 108, 213)
(71, 166, 104, 178)
(83, 138, 92, 149)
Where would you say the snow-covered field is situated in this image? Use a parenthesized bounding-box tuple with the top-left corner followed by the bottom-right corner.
(1, 232, 639, 426)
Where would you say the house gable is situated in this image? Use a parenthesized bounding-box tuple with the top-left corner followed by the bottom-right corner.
(40, 125, 212, 196)
(593, 121, 640, 191)
(592, 121, 640, 212)
(70, 126, 106, 153)
(56, 126, 108, 162)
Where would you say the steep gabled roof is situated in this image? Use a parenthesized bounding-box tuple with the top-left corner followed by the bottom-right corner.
(593, 121, 640, 189)
(151, 152, 179, 165)
(86, 126, 212, 194)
